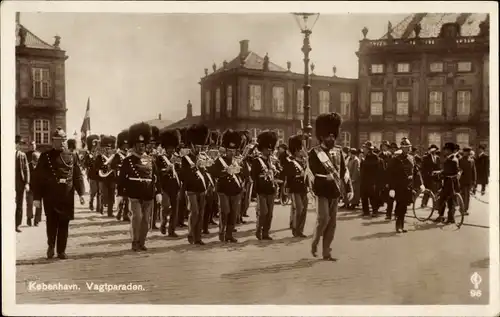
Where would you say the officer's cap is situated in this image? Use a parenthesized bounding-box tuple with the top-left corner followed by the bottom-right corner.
(52, 127, 67, 140)
(390, 142, 398, 149)
(400, 137, 411, 147)
(363, 141, 374, 150)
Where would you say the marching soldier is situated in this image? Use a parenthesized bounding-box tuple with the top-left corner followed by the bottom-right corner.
(283, 134, 309, 238)
(83, 135, 100, 211)
(94, 135, 117, 217)
(33, 128, 85, 259)
(240, 131, 255, 219)
(420, 144, 440, 208)
(202, 131, 219, 231)
(308, 113, 353, 260)
(177, 127, 189, 228)
(211, 129, 243, 242)
(252, 130, 278, 240)
(116, 122, 162, 251)
(360, 141, 384, 217)
(149, 126, 161, 230)
(388, 138, 424, 232)
(347, 148, 361, 209)
(157, 129, 182, 237)
(433, 142, 461, 223)
(180, 124, 210, 245)
(459, 146, 476, 215)
(111, 130, 130, 222)
(475, 144, 489, 195)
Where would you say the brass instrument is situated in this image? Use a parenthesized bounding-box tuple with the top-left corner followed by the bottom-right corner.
(196, 151, 214, 168)
(98, 149, 116, 178)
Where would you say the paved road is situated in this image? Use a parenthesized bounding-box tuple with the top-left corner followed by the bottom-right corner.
(15, 192, 491, 305)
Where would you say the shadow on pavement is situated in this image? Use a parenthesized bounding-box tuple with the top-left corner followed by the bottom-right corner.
(337, 214, 363, 221)
(351, 231, 400, 241)
(71, 220, 130, 229)
(16, 230, 307, 267)
(361, 219, 391, 226)
(71, 228, 130, 238)
(221, 258, 322, 280)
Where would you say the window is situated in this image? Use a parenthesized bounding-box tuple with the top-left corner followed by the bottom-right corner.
(340, 92, 351, 119)
(275, 129, 285, 145)
(249, 85, 262, 111)
(340, 131, 351, 148)
(215, 88, 221, 116)
(395, 131, 409, 144)
(226, 85, 232, 116)
(204, 90, 211, 115)
(369, 132, 382, 148)
(272, 86, 285, 113)
(457, 90, 471, 115)
(32, 68, 51, 98)
(34, 119, 50, 145)
(397, 63, 410, 73)
(396, 91, 409, 115)
(457, 61, 472, 72)
(319, 90, 330, 114)
(297, 88, 304, 113)
(429, 91, 443, 115)
(371, 64, 384, 74)
(456, 132, 470, 149)
(370, 92, 384, 115)
(428, 132, 442, 149)
(430, 62, 444, 73)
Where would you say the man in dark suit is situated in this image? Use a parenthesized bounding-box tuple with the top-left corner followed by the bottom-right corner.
(25, 141, 42, 226)
(475, 144, 489, 195)
(15, 135, 30, 232)
(33, 128, 85, 259)
(459, 147, 476, 215)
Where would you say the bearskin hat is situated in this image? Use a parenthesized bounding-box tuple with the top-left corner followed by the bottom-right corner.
(160, 129, 181, 149)
(128, 122, 152, 146)
(150, 126, 160, 145)
(315, 112, 342, 140)
(116, 130, 129, 148)
(256, 130, 278, 151)
(86, 134, 100, 150)
(288, 134, 303, 154)
(209, 130, 221, 146)
(222, 129, 243, 150)
(67, 139, 76, 150)
(443, 142, 456, 151)
(186, 124, 209, 146)
(100, 135, 115, 148)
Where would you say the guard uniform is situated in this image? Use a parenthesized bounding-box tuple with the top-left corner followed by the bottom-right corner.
(177, 127, 189, 228)
(251, 130, 278, 240)
(94, 135, 117, 217)
(180, 124, 209, 245)
(211, 129, 243, 242)
(240, 131, 254, 218)
(308, 113, 352, 260)
(157, 129, 182, 237)
(149, 126, 161, 230)
(202, 131, 219, 231)
(83, 135, 100, 211)
(388, 138, 423, 232)
(111, 130, 130, 221)
(117, 122, 161, 251)
(33, 128, 85, 259)
(284, 134, 309, 238)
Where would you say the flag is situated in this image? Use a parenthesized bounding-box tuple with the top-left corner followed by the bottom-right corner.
(80, 97, 91, 148)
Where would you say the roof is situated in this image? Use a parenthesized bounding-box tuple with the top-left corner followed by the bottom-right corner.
(16, 23, 56, 50)
(145, 118, 174, 131)
(161, 115, 201, 131)
(214, 51, 288, 74)
(380, 13, 489, 40)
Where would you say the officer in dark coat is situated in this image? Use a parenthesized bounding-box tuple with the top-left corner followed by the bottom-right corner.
(149, 126, 161, 230)
(116, 122, 162, 251)
(83, 135, 100, 211)
(284, 134, 309, 238)
(360, 141, 384, 217)
(177, 127, 189, 228)
(94, 135, 117, 217)
(156, 129, 182, 237)
(308, 113, 353, 260)
(180, 124, 210, 245)
(420, 144, 440, 207)
(378, 140, 392, 210)
(252, 130, 278, 240)
(433, 142, 460, 223)
(388, 138, 424, 233)
(475, 144, 489, 195)
(111, 130, 130, 222)
(33, 128, 85, 259)
(211, 129, 243, 242)
(459, 146, 476, 215)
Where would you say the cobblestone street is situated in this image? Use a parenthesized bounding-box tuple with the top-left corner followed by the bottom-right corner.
(16, 192, 491, 305)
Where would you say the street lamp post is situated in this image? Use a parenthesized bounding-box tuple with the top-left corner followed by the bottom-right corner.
(293, 13, 319, 149)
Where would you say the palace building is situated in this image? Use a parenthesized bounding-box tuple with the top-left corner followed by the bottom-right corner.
(15, 14, 69, 152)
(356, 13, 490, 150)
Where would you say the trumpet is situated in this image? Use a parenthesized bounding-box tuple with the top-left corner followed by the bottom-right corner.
(196, 151, 214, 168)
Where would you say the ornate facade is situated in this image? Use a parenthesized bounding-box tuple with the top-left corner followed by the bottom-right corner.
(15, 16, 68, 152)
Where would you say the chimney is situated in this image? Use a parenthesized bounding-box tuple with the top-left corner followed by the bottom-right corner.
(239, 40, 249, 56)
(16, 12, 20, 24)
(158, 113, 162, 120)
(186, 100, 193, 118)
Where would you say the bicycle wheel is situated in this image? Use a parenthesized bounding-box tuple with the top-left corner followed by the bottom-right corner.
(453, 193, 465, 228)
(412, 189, 435, 221)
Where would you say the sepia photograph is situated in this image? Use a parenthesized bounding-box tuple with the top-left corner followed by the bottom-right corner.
(1, 1, 498, 316)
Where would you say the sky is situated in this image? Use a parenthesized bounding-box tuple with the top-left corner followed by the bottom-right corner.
(19, 12, 408, 136)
